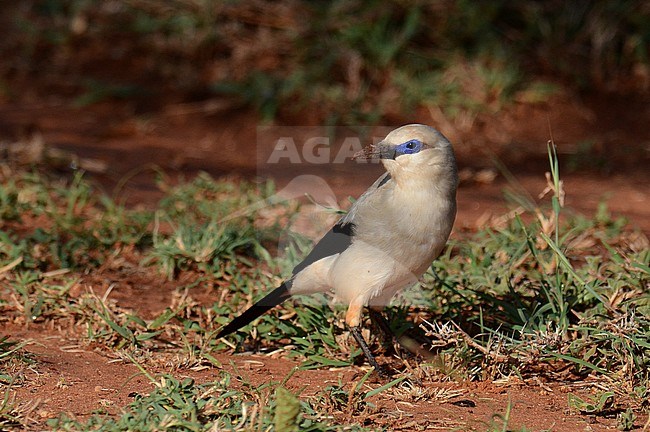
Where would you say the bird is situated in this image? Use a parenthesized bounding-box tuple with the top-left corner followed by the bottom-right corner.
(216, 124, 458, 371)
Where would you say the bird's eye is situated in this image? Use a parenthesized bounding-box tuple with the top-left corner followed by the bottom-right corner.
(402, 139, 422, 153)
(397, 139, 422, 156)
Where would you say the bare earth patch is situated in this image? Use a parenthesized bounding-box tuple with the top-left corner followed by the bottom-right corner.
(5, 324, 641, 431)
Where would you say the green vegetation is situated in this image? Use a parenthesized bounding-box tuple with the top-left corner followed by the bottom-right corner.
(0, 142, 648, 429)
(49, 373, 370, 432)
(2, 1, 649, 121)
(0, 337, 30, 429)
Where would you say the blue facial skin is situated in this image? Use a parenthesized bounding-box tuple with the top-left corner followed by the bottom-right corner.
(395, 139, 423, 156)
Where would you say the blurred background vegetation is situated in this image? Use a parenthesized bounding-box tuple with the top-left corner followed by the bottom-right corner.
(1, 0, 649, 124)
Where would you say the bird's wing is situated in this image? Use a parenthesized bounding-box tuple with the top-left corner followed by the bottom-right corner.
(290, 221, 352, 275)
(291, 172, 392, 276)
(216, 172, 392, 339)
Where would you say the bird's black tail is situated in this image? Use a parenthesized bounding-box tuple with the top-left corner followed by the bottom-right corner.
(216, 281, 292, 338)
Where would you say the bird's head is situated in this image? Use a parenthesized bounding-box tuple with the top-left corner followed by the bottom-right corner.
(357, 124, 457, 184)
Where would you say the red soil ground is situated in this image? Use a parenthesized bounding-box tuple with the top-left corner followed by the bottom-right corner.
(1, 90, 648, 430)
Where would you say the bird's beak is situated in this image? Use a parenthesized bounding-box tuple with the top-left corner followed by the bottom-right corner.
(352, 141, 396, 160)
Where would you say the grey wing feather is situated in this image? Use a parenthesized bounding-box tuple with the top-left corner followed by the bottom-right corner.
(215, 172, 392, 338)
(340, 172, 391, 225)
(291, 172, 392, 276)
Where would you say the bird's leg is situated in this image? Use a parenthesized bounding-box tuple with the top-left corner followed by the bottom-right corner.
(346, 298, 387, 376)
(368, 308, 396, 345)
(368, 308, 434, 360)
(350, 326, 383, 373)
